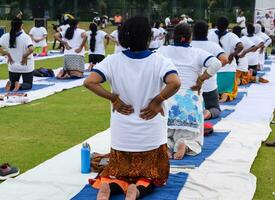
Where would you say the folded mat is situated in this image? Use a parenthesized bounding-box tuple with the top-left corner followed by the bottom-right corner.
(71, 172, 188, 200)
(170, 131, 230, 167)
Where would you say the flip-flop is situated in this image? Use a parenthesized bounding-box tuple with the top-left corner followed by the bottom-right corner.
(265, 141, 275, 147)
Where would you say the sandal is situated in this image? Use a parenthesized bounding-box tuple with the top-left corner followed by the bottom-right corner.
(265, 141, 275, 147)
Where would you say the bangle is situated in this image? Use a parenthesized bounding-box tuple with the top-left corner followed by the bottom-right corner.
(159, 93, 167, 101)
(198, 77, 204, 84)
(111, 95, 119, 105)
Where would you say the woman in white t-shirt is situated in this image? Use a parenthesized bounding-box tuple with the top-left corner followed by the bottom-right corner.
(158, 23, 222, 160)
(208, 17, 244, 102)
(84, 16, 181, 199)
(110, 24, 126, 54)
(54, 19, 87, 79)
(0, 18, 34, 91)
(87, 22, 109, 70)
(236, 11, 246, 29)
(255, 23, 272, 69)
(232, 26, 266, 85)
(29, 20, 48, 56)
(149, 22, 162, 51)
(191, 21, 229, 120)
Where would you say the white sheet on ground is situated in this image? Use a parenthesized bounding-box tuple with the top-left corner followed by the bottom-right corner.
(0, 58, 275, 200)
(0, 65, 90, 108)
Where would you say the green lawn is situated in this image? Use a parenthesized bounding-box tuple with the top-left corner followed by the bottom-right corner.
(0, 21, 274, 199)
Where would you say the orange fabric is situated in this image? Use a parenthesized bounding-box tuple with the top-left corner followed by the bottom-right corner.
(236, 70, 253, 85)
(92, 177, 129, 192)
(224, 75, 238, 101)
(136, 178, 151, 187)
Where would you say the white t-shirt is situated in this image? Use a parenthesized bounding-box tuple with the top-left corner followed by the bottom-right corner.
(110, 30, 126, 53)
(158, 27, 166, 46)
(87, 30, 107, 55)
(165, 17, 171, 26)
(157, 45, 214, 90)
(237, 16, 246, 28)
(93, 51, 177, 152)
(0, 32, 34, 73)
(149, 28, 161, 49)
(237, 36, 255, 72)
(208, 31, 241, 72)
(256, 32, 271, 66)
(61, 28, 86, 56)
(191, 40, 225, 92)
(59, 24, 70, 32)
(29, 27, 47, 47)
(246, 35, 263, 66)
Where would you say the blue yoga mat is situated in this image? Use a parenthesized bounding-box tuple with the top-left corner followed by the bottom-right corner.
(170, 131, 229, 167)
(263, 67, 271, 72)
(207, 109, 235, 125)
(264, 60, 272, 65)
(220, 91, 247, 106)
(71, 172, 188, 200)
(0, 83, 54, 94)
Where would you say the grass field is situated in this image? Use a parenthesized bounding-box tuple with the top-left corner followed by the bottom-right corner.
(0, 21, 274, 200)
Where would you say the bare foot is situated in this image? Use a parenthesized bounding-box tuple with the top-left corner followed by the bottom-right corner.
(173, 143, 186, 160)
(97, 183, 110, 200)
(259, 77, 269, 83)
(56, 69, 67, 79)
(125, 184, 139, 200)
(219, 93, 228, 103)
(5, 81, 11, 92)
(13, 81, 20, 92)
(167, 150, 172, 159)
(204, 109, 212, 120)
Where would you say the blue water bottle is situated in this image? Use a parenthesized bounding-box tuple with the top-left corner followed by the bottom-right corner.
(81, 143, 91, 173)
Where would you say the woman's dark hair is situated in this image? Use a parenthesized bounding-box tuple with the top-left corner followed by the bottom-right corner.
(216, 17, 229, 47)
(246, 23, 255, 36)
(119, 15, 152, 51)
(65, 19, 78, 40)
(217, 17, 229, 32)
(257, 21, 265, 32)
(35, 20, 43, 28)
(155, 21, 160, 29)
(89, 22, 97, 52)
(9, 18, 23, 48)
(193, 21, 208, 40)
(173, 23, 191, 43)
(232, 26, 242, 38)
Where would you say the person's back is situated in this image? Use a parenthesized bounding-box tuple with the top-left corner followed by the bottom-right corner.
(62, 27, 85, 56)
(191, 40, 224, 92)
(29, 26, 47, 48)
(0, 31, 34, 73)
(87, 30, 107, 55)
(95, 50, 175, 151)
(158, 45, 212, 89)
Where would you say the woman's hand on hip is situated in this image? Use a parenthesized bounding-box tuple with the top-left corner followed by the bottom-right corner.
(140, 98, 164, 120)
(112, 95, 134, 115)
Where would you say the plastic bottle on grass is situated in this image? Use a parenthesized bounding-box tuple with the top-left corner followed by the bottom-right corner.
(81, 142, 91, 173)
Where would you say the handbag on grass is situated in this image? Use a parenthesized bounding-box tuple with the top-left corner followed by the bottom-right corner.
(90, 152, 110, 173)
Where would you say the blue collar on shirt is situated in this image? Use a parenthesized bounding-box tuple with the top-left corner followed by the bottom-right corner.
(16, 31, 23, 37)
(192, 37, 208, 41)
(122, 50, 153, 59)
(214, 30, 228, 37)
(173, 42, 191, 47)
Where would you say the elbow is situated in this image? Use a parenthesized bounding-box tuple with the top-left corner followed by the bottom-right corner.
(173, 78, 181, 91)
(221, 57, 229, 66)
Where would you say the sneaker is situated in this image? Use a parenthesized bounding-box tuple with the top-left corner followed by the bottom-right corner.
(0, 163, 20, 180)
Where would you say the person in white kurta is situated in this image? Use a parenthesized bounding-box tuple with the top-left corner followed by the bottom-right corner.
(158, 23, 222, 160)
